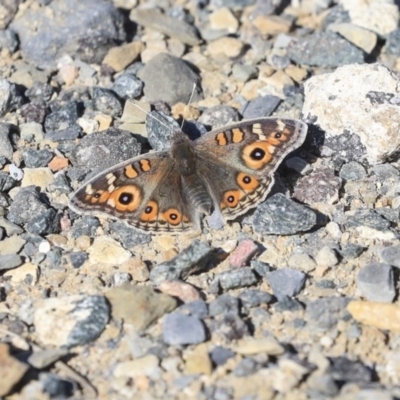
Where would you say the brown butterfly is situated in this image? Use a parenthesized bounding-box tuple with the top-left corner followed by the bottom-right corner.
(69, 117, 308, 233)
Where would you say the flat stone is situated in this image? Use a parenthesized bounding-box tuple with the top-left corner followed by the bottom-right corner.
(339, 161, 367, 181)
(0, 236, 26, 255)
(0, 254, 23, 270)
(379, 245, 400, 267)
(130, 8, 201, 46)
(266, 268, 306, 300)
(113, 354, 159, 379)
(102, 41, 143, 72)
(328, 23, 377, 53)
(184, 343, 213, 375)
(211, 267, 258, 291)
(28, 349, 69, 369)
(158, 280, 202, 303)
(150, 240, 213, 285)
(253, 193, 317, 235)
(4, 263, 39, 285)
(356, 262, 395, 303)
(232, 336, 285, 356)
(287, 253, 317, 272)
(315, 246, 339, 267)
(105, 284, 177, 332)
(163, 312, 206, 345)
(21, 168, 54, 190)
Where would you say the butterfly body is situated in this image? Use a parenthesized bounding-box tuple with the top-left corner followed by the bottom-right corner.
(69, 117, 308, 234)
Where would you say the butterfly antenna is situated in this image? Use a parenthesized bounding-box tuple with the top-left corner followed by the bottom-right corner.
(132, 100, 175, 134)
(180, 82, 197, 131)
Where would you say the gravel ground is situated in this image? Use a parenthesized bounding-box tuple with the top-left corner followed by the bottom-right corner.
(1, 0, 400, 399)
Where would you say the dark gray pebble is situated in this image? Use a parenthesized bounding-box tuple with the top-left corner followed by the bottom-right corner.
(266, 268, 306, 300)
(372, 164, 400, 180)
(273, 296, 304, 312)
(305, 297, 351, 331)
(0, 122, 15, 160)
(0, 29, 18, 53)
(356, 262, 395, 303)
(211, 267, 258, 292)
(69, 252, 88, 268)
(209, 295, 240, 317)
(48, 172, 72, 194)
(41, 373, 76, 398)
(339, 161, 367, 181)
(209, 346, 235, 366)
(287, 31, 364, 68)
(328, 356, 373, 384)
(70, 128, 141, 172)
(150, 240, 213, 285)
(69, 216, 100, 239)
(241, 95, 281, 120)
(345, 209, 391, 231)
(238, 289, 274, 308)
(8, 186, 49, 225)
(251, 260, 273, 277)
(163, 312, 206, 345)
(198, 104, 239, 129)
(26, 209, 59, 235)
(0, 254, 23, 271)
(109, 220, 150, 249)
(92, 87, 122, 117)
(26, 82, 54, 103)
(112, 73, 143, 100)
(253, 193, 317, 235)
(23, 149, 53, 168)
(0, 171, 16, 191)
(177, 300, 208, 319)
(147, 110, 181, 152)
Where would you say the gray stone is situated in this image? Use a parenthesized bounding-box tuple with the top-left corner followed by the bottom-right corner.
(339, 161, 367, 181)
(10, 0, 126, 69)
(150, 241, 213, 285)
(70, 128, 141, 172)
(380, 245, 400, 267)
(328, 357, 373, 384)
(0, 123, 14, 160)
(138, 53, 202, 105)
(306, 297, 351, 331)
(241, 95, 280, 120)
(198, 104, 240, 129)
(238, 289, 274, 308)
(92, 87, 122, 117)
(209, 295, 240, 317)
(356, 262, 395, 303)
(233, 358, 260, 377)
(386, 29, 400, 56)
(109, 220, 150, 249)
(0, 254, 23, 271)
(27, 209, 60, 235)
(163, 313, 206, 345)
(285, 156, 312, 175)
(177, 300, 208, 319)
(287, 31, 364, 67)
(253, 193, 317, 235)
(266, 268, 306, 300)
(112, 73, 143, 100)
(0, 29, 18, 52)
(345, 209, 391, 231)
(372, 164, 400, 180)
(146, 110, 181, 152)
(211, 267, 258, 292)
(209, 346, 235, 366)
(23, 149, 54, 168)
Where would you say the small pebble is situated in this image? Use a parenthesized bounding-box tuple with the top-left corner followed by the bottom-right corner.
(163, 313, 206, 345)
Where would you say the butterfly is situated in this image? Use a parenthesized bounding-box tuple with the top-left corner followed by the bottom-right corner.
(69, 117, 308, 233)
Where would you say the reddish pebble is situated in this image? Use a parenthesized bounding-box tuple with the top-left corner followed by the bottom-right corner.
(158, 280, 202, 303)
(229, 239, 259, 268)
(60, 215, 71, 231)
(49, 155, 69, 171)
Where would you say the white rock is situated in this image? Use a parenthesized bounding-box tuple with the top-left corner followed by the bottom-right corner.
(9, 164, 23, 181)
(88, 236, 131, 265)
(303, 63, 400, 164)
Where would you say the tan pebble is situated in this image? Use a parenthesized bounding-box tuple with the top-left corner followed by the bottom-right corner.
(0, 343, 29, 397)
(240, 79, 265, 100)
(158, 280, 202, 303)
(119, 258, 149, 282)
(48, 155, 68, 171)
(259, 70, 294, 99)
(21, 168, 54, 189)
(59, 64, 79, 86)
(233, 337, 285, 356)
(94, 114, 113, 131)
(208, 37, 245, 58)
(348, 300, 400, 332)
(141, 41, 167, 64)
(184, 343, 212, 375)
(287, 253, 316, 272)
(209, 7, 239, 33)
(153, 234, 176, 251)
(167, 38, 186, 58)
(315, 246, 339, 267)
(88, 236, 131, 265)
(113, 354, 159, 378)
(75, 235, 92, 251)
(121, 99, 150, 124)
(252, 15, 292, 35)
(171, 103, 200, 121)
(314, 264, 329, 278)
(0, 235, 26, 255)
(157, 249, 179, 263)
(284, 65, 308, 83)
(46, 234, 68, 248)
(4, 263, 39, 285)
(103, 41, 144, 72)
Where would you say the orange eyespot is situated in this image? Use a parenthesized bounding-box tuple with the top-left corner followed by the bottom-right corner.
(162, 208, 183, 225)
(221, 190, 242, 209)
(140, 200, 159, 222)
(107, 185, 142, 212)
(237, 173, 259, 192)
